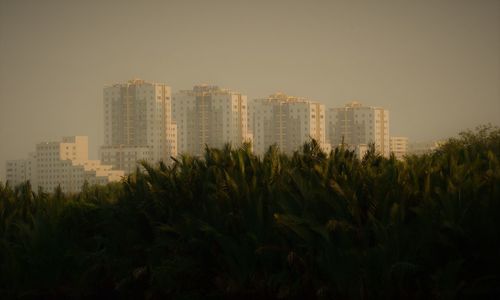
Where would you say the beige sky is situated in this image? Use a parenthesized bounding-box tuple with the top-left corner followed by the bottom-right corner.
(1, 0, 499, 180)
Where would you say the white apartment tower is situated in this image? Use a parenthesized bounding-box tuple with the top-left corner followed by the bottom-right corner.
(100, 79, 177, 172)
(249, 93, 330, 156)
(172, 85, 252, 156)
(6, 136, 124, 193)
(327, 101, 390, 157)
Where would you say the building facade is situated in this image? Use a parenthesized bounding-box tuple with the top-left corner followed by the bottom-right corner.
(389, 136, 409, 160)
(5, 156, 36, 188)
(327, 101, 390, 157)
(172, 85, 252, 156)
(249, 93, 330, 156)
(101, 79, 177, 172)
(99, 145, 152, 174)
(6, 136, 124, 193)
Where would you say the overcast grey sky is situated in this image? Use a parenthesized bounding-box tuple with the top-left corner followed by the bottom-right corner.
(1, 0, 499, 180)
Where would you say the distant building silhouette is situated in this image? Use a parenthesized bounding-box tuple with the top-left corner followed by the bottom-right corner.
(389, 136, 408, 160)
(327, 101, 390, 157)
(249, 92, 330, 155)
(172, 84, 252, 156)
(100, 79, 177, 173)
(6, 136, 123, 193)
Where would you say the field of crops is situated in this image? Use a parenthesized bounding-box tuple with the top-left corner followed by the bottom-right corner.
(1, 126, 499, 299)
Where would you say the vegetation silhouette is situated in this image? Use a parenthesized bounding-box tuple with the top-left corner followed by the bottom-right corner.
(1, 125, 499, 299)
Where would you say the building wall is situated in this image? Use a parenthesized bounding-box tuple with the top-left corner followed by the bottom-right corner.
(100, 145, 153, 174)
(6, 136, 124, 193)
(60, 136, 89, 161)
(327, 101, 390, 157)
(5, 158, 35, 187)
(173, 85, 251, 156)
(249, 93, 329, 156)
(389, 136, 409, 160)
(103, 79, 177, 167)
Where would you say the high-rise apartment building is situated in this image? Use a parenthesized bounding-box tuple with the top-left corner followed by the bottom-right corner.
(100, 79, 177, 172)
(6, 136, 124, 193)
(249, 93, 330, 155)
(172, 85, 252, 156)
(389, 136, 408, 160)
(326, 101, 390, 157)
(100, 145, 152, 174)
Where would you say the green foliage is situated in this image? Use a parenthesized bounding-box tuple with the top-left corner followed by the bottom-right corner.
(1, 125, 500, 299)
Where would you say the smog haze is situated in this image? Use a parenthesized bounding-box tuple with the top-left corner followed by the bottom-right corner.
(1, 0, 499, 180)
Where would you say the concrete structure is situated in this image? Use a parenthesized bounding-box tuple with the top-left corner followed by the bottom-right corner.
(101, 79, 177, 172)
(249, 93, 330, 155)
(99, 145, 152, 174)
(6, 136, 124, 193)
(354, 144, 369, 160)
(5, 156, 36, 187)
(408, 140, 444, 155)
(389, 136, 409, 160)
(327, 101, 390, 157)
(173, 84, 252, 156)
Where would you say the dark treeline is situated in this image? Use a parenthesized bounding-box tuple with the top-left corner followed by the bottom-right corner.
(1, 126, 500, 299)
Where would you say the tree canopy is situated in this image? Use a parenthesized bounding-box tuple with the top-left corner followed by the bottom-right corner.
(1, 125, 499, 299)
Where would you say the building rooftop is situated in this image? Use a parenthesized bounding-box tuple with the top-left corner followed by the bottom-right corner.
(177, 84, 241, 96)
(257, 92, 317, 104)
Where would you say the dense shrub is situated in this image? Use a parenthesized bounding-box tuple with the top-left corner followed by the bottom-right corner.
(1, 125, 499, 299)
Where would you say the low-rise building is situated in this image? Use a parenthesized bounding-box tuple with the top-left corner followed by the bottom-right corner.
(6, 136, 124, 193)
(5, 155, 36, 187)
(390, 136, 409, 160)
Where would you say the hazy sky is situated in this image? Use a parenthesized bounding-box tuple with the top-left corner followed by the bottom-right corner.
(1, 0, 499, 180)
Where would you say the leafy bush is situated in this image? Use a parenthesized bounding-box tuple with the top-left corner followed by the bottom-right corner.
(1, 125, 499, 299)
